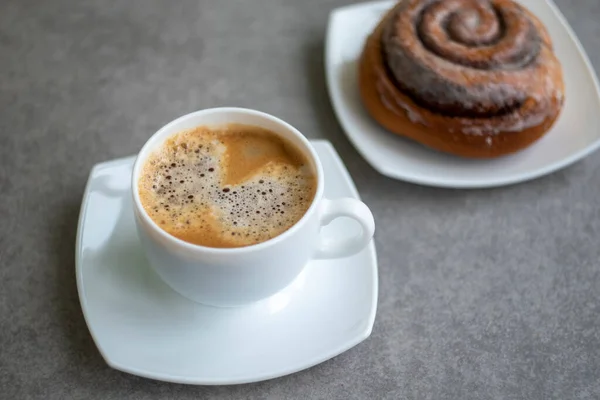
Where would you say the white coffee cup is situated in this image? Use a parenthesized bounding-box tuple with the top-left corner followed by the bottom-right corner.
(131, 108, 375, 307)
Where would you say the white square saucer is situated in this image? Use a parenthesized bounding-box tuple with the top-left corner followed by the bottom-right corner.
(75, 140, 378, 385)
(326, 0, 600, 188)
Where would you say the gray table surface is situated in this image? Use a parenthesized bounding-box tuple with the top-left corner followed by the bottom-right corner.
(2, 0, 600, 399)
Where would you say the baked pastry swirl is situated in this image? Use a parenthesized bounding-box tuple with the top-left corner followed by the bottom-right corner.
(358, 0, 565, 158)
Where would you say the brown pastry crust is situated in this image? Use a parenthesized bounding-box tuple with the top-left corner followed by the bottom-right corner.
(358, 0, 565, 158)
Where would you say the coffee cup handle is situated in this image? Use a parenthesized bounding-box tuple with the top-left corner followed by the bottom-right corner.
(313, 198, 375, 259)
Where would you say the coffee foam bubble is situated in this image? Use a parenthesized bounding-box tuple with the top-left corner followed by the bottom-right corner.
(138, 125, 316, 248)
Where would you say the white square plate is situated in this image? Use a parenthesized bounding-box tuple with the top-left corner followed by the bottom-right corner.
(76, 140, 378, 385)
(325, 0, 600, 188)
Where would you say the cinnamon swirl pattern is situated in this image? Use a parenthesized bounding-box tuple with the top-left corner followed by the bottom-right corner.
(358, 0, 565, 158)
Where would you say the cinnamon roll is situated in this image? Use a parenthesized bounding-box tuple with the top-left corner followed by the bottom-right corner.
(358, 0, 565, 158)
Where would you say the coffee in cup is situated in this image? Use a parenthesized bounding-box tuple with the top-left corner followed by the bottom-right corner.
(137, 124, 317, 248)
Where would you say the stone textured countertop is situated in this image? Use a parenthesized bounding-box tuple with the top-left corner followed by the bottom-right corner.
(1, 0, 599, 399)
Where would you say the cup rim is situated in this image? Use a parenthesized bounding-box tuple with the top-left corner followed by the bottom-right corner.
(131, 107, 325, 254)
